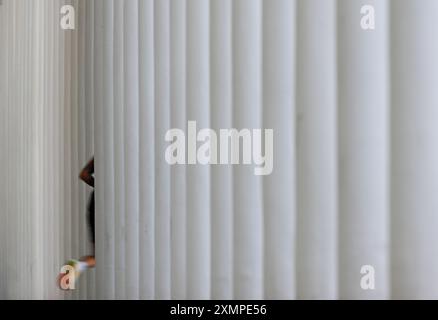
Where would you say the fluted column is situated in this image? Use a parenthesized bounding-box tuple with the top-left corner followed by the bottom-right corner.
(296, 0, 338, 299)
(338, 0, 390, 299)
(102, 0, 116, 299)
(84, 0, 96, 299)
(233, 0, 263, 299)
(186, 0, 211, 299)
(210, 0, 233, 300)
(77, 0, 89, 300)
(391, 0, 438, 299)
(262, 0, 296, 299)
(139, 0, 155, 300)
(154, 0, 171, 299)
(0, 0, 7, 299)
(123, 0, 140, 300)
(113, 0, 127, 300)
(170, 0, 187, 300)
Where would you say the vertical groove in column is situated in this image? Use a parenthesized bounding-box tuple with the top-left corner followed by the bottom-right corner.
(0, 0, 4, 299)
(36, 1, 45, 298)
(139, 0, 155, 300)
(48, 0, 55, 298)
(17, 0, 22, 298)
(27, 0, 33, 296)
(27, 0, 33, 298)
(61, 0, 68, 299)
(263, 0, 296, 299)
(24, 0, 28, 298)
(338, 0, 390, 299)
(70, 0, 80, 301)
(26, 0, 32, 297)
(63, 0, 73, 300)
(23, 0, 28, 299)
(8, 0, 13, 298)
(94, 0, 106, 299)
(13, 0, 18, 298)
(232, 0, 263, 299)
(17, 2, 22, 297)
(154, 0, 171, 299)
(210, 0, 233, 300)
(14, 0, 18, 299)
(25, 0, 30, 298)
(123, 0, 140, 300)
(29, 0, 39, 299)
(0, 0, 7, 299)
(42, 0, 48, 299)
(113, 0, 126, 300)
(170, 0, 186, 300)
(85, 0, 96, 299)
(102, 0, 116, 299)
(22, 0, 28, 298)
(60, 0, 67, 299)
(44, 0, 51, 298)
(187, 0, 211, 299)
(0, 1, 3, 299)
(77, 0, 88, 300)
(27, 0, 33, 297)
(391, 0, 438, 299)
(54, 0, 62, 298)
(12, 0, 17, 299)
(17, 0, 23, 299)
(296, 0, 338, 299)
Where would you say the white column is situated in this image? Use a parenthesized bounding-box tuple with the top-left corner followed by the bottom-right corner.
(42, 0, 49, 299)
(47, 0, 56, 298)
(58, 0, 68, 299)
(77, 0, 89, 300)
(84, 0, 96, 299)
(139, 0, 155, 300)
(338, 0, 390, 299)
(24, 0, 29, 298)
(187, 0, 211, 299)
(93, 0, 105, 299)
(69, 0, 80, 301)
(123, 0, 140, 299)
(9, 0, 15, 296)
(210, 0, 233, 300)
(0, 0, 8, 300)
(54, 0, 63, 298)
(21, 0, 27, 298)
(17, 0, 24, 298)
(63, 0, 73, 300)
(154, 0, 171, 299)
(170, 0, 186, 300)
(232, 0, 263, 299)
(391, 0, 438, 299)
(102, 0, 116, 299)
(296, 0, 338, 299)
(33, 1, 45, 299)
(113, 0, 127, 300)
(263, 0, 296, 299)
(27, 0, 34, 298)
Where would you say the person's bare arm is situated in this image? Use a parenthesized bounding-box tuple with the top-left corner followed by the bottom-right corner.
(79, 158, 94, 188)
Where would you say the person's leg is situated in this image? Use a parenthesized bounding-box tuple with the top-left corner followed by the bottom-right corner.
(88, 206, 95, 252)
(82, 196, 96, 267)
(58, 194, 96, 288)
